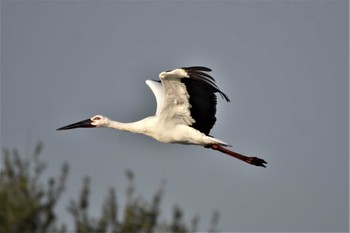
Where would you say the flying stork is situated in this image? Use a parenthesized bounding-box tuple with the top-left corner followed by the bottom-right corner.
(57, 66, 267, 167)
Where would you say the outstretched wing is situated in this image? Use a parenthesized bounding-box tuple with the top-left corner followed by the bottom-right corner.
(157, 66, 230, 135)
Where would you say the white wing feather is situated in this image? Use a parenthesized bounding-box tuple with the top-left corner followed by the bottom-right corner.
(145, 80, 164, 115)
(158, 69, 195, 126)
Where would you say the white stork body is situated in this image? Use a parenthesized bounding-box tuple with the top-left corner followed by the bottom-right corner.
(98, 116, 226, 146)
(57, 66, 267, 167)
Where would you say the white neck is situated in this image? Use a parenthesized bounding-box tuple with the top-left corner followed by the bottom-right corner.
(106, 117, 154, 135)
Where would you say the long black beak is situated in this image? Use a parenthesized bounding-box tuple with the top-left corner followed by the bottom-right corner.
(56, 118, 95, 130)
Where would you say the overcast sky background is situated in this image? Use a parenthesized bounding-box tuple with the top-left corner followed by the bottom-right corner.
(1, 1, 348, 232)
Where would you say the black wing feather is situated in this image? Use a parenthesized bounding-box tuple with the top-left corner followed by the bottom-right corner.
(183, 66, 212, 72)
(181, 66, 230, 135)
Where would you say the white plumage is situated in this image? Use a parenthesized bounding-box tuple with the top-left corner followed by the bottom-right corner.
(145, 80, 163, 115)
(57, 66, 267, 167)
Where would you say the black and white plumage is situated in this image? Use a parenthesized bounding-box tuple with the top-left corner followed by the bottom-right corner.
(181, 67, 230, 135)
(57, 66, 267, 167)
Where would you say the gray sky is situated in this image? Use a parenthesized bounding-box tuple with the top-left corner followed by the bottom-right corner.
(1, 1, 348, 232)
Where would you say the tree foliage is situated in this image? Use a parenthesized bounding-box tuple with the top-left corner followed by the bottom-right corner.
(0, 143, 219, 232)
(0, 142, 68, 233)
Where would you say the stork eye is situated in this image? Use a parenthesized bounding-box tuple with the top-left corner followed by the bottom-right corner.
(93, 116, 101, 120)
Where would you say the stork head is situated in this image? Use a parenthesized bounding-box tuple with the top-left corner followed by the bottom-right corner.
(56, 115, 111, 130)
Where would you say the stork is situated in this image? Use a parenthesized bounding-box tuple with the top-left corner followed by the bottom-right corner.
(57, 66, 267, 167)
